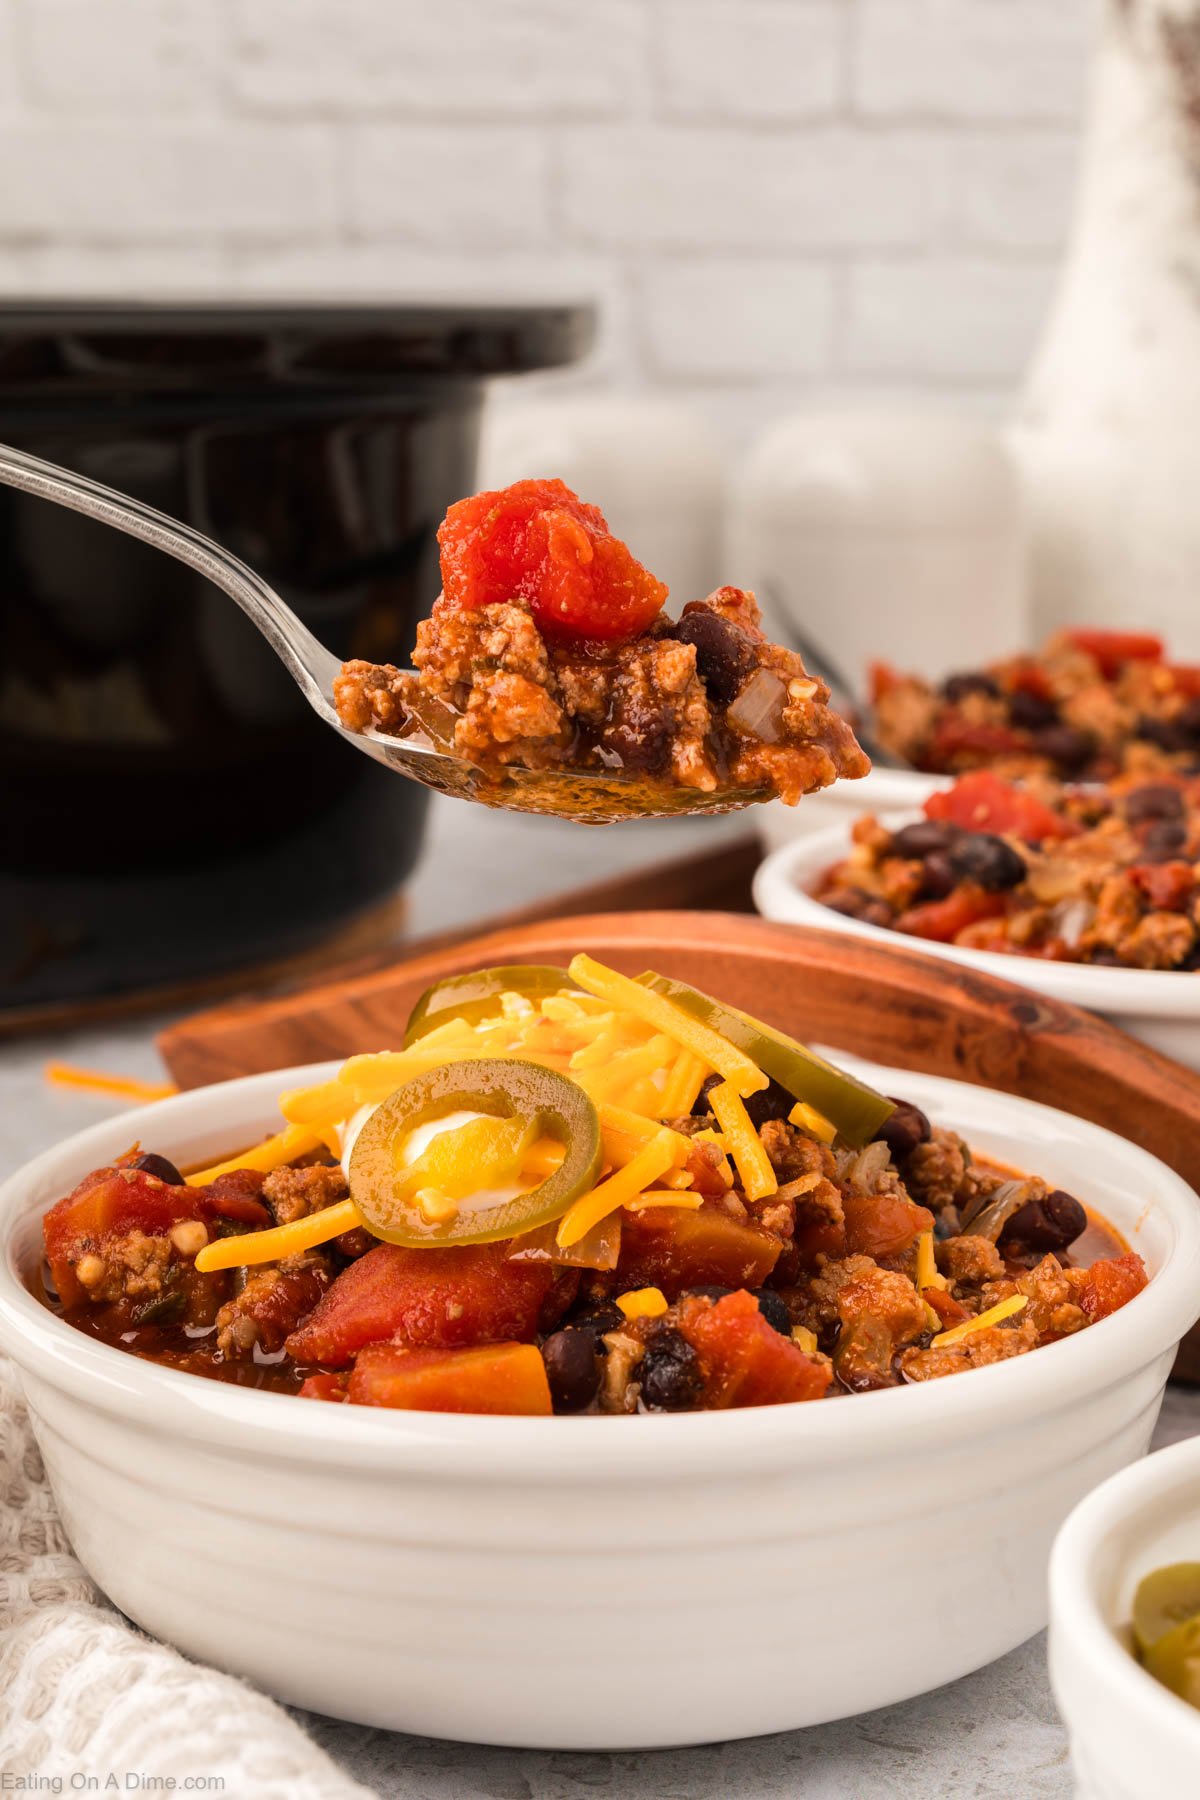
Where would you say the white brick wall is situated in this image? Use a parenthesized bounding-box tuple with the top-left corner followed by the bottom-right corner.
(0, 0, 1099, 445)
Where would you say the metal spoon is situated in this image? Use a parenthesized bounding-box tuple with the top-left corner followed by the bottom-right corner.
(0, 441, 769, 825)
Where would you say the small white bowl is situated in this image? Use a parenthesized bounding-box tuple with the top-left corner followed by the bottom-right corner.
(758, 765, 944, 852)
(1051, 1436, 1200, 1799)
(2, 1061, 1199, 1748)
(754, 822, 1200, 1072)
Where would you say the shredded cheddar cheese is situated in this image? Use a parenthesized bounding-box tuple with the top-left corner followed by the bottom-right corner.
(914, 1230, 948, 1293)
(930, 1293, 1028, 1348)
(194, 1197, 362, 1273)
(622, 1190, 704, 1213)
(707, 1080, 777, 1202)
(791, 1326, 819, 1355)
(186, 1123, 330, 1187)
(788, 1100, 836, 1145)
(567, 954, 766, 1098)
(45, 1063, 177, 1104)
(556, 1127, 682, 1248)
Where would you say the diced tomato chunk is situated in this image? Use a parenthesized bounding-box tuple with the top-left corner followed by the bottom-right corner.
(677, 1290, 831, 1407)
(436, 477, 667, 644)
(790, 1211, 847, 1266)
(1169, 663, 1200, 698)
(1131, 861, 1195, 913)
(842, 1192, 933, 1259)
(870, 660, 904, 703)
(347, 1342, 553, 1415)
(923, 1288, 968, 1329)
(297, 1373, 347, 1403)
(43, 1163, 270, 1307)
(895, 884, 1007, 945)
(925, 771, 1078, 842)
(1065, 628, 1163, 679)
(615, 1204, 782, 1300)
(1078, 1252, 1148, 1322)
(1008, 663, 1055, 701)
(284, 1240, 561, 1367)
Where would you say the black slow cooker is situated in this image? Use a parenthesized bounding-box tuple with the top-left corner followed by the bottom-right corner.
(0, 300, 592, 1015)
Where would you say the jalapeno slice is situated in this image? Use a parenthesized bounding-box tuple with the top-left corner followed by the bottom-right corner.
(403, 964, 573, 1046)
(348, 1057, 602, 1246)
(1142, 1614, 1200, 1708)
(636, 972, 894, 1147)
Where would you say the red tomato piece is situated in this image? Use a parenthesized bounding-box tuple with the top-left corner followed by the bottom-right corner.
(895, 884, 1007, 944)
(842, 1192, 933, 1259)
(1008, 663, 1056, 701)
(870, 660, 903, 703)
(284, 1240, 560, 1367)
(347, 1342, 553, 1415)
(436, 477, 668, 644)
(1065, 628, 1164, 679)
(43, 1164, 271, 1307)
(1131, 861, 1195, 913)
(615, 1205, 782, 1300)
(1169, 663, 1200, 698)
(1078, 1251, 1148, 1322)
(677, 1290, 831, 1408)
(790, 1212, 847, 1266)
(297, 1373, 348, 1403)
(925, 770, 1079, 842)
(923, 1288, 969, 1329)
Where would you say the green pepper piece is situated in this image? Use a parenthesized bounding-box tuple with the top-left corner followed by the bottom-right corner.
(1142, 1612, 1200, 1708)
(636, 972, 894, 1147)
(348, 1057, 601, 1247)
(403, 965, 573, 1047)
(1133, 1563, 1200, 1655)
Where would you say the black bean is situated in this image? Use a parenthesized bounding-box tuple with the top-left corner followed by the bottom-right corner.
(998, 1188, 1087, 1254)
(919, 851, 958, 900)
(751, 1289, 792, 1336)
(1135, 714, 1186, 753)
(639, 1327, 703, 1411)
(1031, 725, 1096, 773)
(947, 833, 1027, 891)
(566, 1306, 623, 1342)
(1176, 698, 1200, 747)
(942, 671, 1001, 703)
(889, 819, 958, 858)
(131, 1152, 184, 1186)
(694, 1071, 793, 1130)
(541, 1329, 602, 1413)
(1124, 783, 1185, 824)
(1140, 819, 1189, 862)
(675, 604, 759, 709)
(876, 1098, 931, 1162)
(822, 891, 895, 929)
(1009, 689, 1060, 732)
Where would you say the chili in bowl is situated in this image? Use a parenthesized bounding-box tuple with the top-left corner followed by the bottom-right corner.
(1, 950, 1198, 1746)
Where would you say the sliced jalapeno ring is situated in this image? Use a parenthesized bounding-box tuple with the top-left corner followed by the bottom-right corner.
(403, 964, 574, 1046)
(348, 1057, 602, 1247)
(1133, 1563, 1200, 1656)
(636, 972, 894, 1147)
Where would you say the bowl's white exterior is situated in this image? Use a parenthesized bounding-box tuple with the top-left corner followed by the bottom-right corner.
(1051, 1438, 1200, 1800)
(2, 1063, 1199, 1751)
(754, 824, 1200, 1073)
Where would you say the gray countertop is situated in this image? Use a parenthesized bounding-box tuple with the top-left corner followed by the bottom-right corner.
(3, 794, 1195, 1800)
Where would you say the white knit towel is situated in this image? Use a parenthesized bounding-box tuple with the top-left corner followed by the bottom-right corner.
(0, 1356, 373, 1798)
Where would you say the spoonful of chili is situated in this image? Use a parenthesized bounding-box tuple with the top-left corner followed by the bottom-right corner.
(0, 447, 868, 824)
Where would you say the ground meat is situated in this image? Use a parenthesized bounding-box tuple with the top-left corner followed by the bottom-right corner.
(261, 1162, 350, 1227)
(936, 1233, 1006, 1290)
(216, 1252, 334, 1359)
(834, 1266, 928, 1341)
(905, 1129, 971, 1212)
(332, 660, 409, 734)
(985, 1254, 1088, 1342)
(73, 1229, 173, 1304)
(759, 1119, 835, 1186)
(898, 1321, 1039, 1382)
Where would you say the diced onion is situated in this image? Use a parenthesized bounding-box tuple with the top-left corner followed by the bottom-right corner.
(726, 669, 787, 743)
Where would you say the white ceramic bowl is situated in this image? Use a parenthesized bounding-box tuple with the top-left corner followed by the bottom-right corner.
(2, 1062, 1199, 1750)
(1051, 1436, 1200, 1799)
(754, 822, 1200, 1072)
(758, 765, 943, 852)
